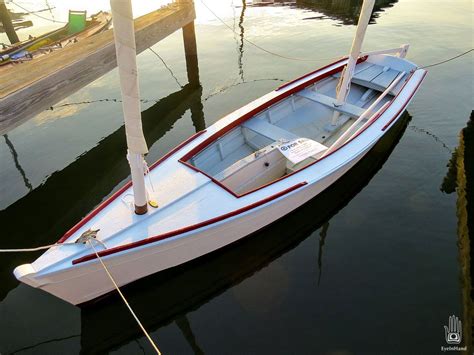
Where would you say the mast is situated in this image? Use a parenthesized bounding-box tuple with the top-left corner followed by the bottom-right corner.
(110, 0, 149, 215)
(332, 0, 375, 126)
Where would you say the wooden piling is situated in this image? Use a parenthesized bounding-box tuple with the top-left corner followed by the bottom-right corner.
(0, 0, 19, 44)
(182, 21, 200, 87)
(178, 0, 199, 87)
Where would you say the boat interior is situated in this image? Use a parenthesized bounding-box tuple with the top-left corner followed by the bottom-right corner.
(185, 57, 415, 195)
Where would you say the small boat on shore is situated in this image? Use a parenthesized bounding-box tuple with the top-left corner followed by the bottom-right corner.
(14, 0, 426, 305)
(0, 11, 111, 67)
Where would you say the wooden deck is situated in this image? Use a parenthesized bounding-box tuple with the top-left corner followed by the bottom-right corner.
(0, 1, 195, 134)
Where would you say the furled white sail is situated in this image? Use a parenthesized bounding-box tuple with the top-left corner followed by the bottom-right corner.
(110, 0, 148, 213)
(110, 0, 148, 154)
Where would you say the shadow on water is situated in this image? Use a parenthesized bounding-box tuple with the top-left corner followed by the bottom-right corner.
(0, 82, 205, 302)
(441, 110, 474, 352)
(79, 112, 412, 354)
(249, 0, 398, 24)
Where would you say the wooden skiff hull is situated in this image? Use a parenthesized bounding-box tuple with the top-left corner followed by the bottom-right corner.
(14, 54, 426, 305)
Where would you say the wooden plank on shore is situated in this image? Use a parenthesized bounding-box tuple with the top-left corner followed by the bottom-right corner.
(0, 2, 195, 134)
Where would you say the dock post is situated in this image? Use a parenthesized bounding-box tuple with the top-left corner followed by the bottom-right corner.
(183, 21, 199, 87)
(0, 0, 19, 44)
(179, 0, 199, 87)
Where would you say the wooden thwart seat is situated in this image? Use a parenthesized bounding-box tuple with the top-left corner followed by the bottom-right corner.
(242, 118, 299, 142)
(297, 89, 365, 118)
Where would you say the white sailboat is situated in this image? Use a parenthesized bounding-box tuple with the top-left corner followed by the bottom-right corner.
(14, 0, 426, 305)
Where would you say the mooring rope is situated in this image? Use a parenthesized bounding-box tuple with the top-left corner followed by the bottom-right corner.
(87, 240, 162, 354)
(0, 242, 77, 252)
(148, 47, 184, 89)
(203, 77, 287, 101)
(420, 49, 473, 69)
(408, 125, 453, 153)
(0, 237, 162, 354)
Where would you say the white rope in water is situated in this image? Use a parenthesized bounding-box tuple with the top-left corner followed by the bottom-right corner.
(87, 241, 162, 354)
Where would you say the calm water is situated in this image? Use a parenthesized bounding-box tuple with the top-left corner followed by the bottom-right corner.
(0, 0, 473, 353)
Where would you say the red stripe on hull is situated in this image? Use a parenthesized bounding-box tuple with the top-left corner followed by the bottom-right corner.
(72, 181, 307, 264)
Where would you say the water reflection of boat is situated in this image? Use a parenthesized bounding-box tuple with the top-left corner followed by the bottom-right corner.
(250, 0, 399, 24)
(441, 111, 473, 352)
(80, 112, 411, 353)
(0, 83, 204, 303)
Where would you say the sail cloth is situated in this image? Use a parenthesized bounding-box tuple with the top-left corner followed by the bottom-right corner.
(110, 0, 148, 154)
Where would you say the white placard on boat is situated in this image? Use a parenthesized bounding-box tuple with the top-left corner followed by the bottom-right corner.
(278, 138, 327, 164)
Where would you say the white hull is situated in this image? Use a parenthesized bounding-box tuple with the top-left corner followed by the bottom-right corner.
(31, 144, 370, 305)
(15, 51, 426, 305)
